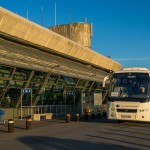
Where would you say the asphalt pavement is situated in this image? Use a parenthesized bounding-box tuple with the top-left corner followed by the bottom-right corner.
(0, 117, 150, 150)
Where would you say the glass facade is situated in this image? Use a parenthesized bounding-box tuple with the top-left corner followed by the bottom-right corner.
(0, 65, 103, 108)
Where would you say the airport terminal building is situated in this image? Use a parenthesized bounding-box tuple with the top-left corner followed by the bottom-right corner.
(0, 7, 122, 119)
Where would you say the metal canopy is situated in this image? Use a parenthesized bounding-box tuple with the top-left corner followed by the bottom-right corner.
(0, 37, 108, 82)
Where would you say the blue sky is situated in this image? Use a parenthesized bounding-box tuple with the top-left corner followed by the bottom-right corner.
(1, 0, 150, 69)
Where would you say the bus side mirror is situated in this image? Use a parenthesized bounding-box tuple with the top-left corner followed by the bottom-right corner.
(103, 76, 109, 88)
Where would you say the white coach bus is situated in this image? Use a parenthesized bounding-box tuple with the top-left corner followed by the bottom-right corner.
(103, 67, 150, 122)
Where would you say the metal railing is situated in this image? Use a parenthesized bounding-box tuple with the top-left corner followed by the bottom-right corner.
(22, 105, 75, 119)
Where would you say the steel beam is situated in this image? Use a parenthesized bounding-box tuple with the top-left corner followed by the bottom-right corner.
(0, 67, 16, 103)
(33, 73, 50, 106)
(16, 70, 35, 107)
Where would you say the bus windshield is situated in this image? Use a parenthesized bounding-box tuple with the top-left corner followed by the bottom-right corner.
(110, 73, 149, 100)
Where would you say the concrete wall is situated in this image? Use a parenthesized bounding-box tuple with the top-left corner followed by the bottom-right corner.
(49, 23, 92, 48)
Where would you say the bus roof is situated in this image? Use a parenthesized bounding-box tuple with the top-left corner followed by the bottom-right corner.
(115, 67, 150, 74)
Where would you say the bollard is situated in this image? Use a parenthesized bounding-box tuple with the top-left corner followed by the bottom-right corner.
(26, 118, 32, 130)
(97, 112, 101, 118)
(75, 114, 79, 122)
(8, 119, 14, 133)
(103, 111, 107, 118)
(66, 113, 71, 123)
(84, 112, 88, 120)
(91, 112, 95, 119)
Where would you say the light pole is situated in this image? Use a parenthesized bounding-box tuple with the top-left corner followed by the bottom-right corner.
(21, 90, 22, 120)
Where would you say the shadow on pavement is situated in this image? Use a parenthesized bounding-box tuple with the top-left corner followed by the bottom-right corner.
(18, 135, 136, 150)
(0, 129, 7, 133)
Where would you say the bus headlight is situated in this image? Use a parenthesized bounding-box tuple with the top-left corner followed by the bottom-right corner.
(111, 108, 115, 111)
(139, 109, 148, 112)
(110, 103, 115, 111)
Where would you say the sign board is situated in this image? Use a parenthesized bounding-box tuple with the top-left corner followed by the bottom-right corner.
(94, 93, 102, 105)
(22, 88, 32, 94)
(66, 92, 74, 95)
